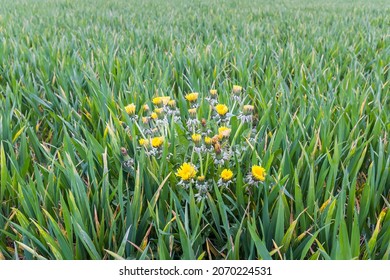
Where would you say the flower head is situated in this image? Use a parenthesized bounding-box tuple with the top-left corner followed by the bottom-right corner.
(151, 136, 164, 148)
(251, 165, 266, 181)
(188, 108, 197, 117)
(220, 169, 233, 181)
(176, 163, 197, 181)
(218, 126, 231, 140)
(209, 89, 217, 96)
(243, 105, 254, 114)
(168, 100, 176, 108)
(197, 175, 205, 182)
(191, 133, 202, 143)
(161, 96, 171, 105)
(151, 112, 158, 120)
(232, 85, 242, 94)
(143, 104, 150, 111)
(139, 138, 149, 147)
(125, 103, 136, 115)
(154, 108, 164, 115)
(185, 92, 199, 102)
(152, 96, 170, 106)
(152, 97, 163, 106)
(215, 104, 229, 116)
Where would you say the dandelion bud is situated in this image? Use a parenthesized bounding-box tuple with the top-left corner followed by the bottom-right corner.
(168, 100, 176, 108)
(214, 142, 221, 154)
(243, 105, 254, 114)
(197, 175, 205, 182)
(209, 89, 217, 96)
(188, 108, 197, 118)
(232, 85, 242, 94)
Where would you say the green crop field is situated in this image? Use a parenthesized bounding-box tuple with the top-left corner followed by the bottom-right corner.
(0, 0, 389, 260)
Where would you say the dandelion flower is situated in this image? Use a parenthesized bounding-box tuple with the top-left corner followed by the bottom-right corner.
(218, 168, 234, 188)
(143, 104, 150, 111)
(238, 104, 255, 123)
(185, 92, 199, 102)
(154, 108, 164, 115)
(197, 175, 205, 182)
(209, 89, 217, 96)
(215, 104, 229, 116)
(218, 126, 231, 140)
(243, 105, 254, 114)
(151, 136, 164, 148)
(232, 85, 242, 94)
(160, 96, 171, 105)
(220, 169, 233, 181)
(151, 112, 158, 120)
(176, 163, 197, 181)
(191, 133, 202, 143)
(125, 103, 136, 115)
(188, 108, 197, 117)
(139, 138, 148, 146)
(206, 89, 218, 105)
(245, 165, 266, 187)
(252, 165, 266, 181)
(152, 97, 163, 106)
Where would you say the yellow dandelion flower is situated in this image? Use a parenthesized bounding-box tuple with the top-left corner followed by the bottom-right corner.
(220, 169, 233, 181)
(204, 136, 212, 145)
(197, 175, 205, 182)
(218, 126, 231, 139)
(188, 108, 197, 116)
(233, 85, 242, 94)
(152, 97, 162, 105)
(125, 103, 136, 115)
(191, 133, 202, 143)
(209, 89, 217, 96)
(185, 92, 199, 102)
(176, 162, 197, 181)
(139, 138, 149, 146)
(215, 104, 229, 116)
(252, 165, 266, 181)
(168, 100, 176, 107)
(154, 108, 164, 114)
(161, 96, 171, 105)
(151, 112, 158, 120)
(143, 104, 150, 111)
(151, 136, 164, 148)
(142, 117, 149, 124)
